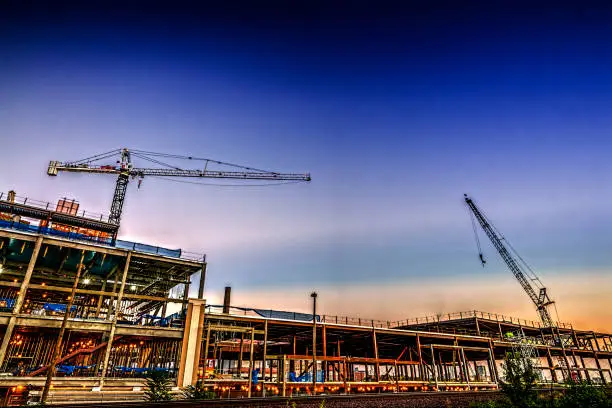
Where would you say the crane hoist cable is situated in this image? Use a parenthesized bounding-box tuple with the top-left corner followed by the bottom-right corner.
(467, 205, 486, 267)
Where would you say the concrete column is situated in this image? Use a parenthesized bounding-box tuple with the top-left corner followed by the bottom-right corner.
(0, 236, 43, 367)
(177, 298, 206, 387)
(98, 252, 131, 389)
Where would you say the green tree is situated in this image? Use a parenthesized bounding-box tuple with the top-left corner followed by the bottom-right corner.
(182, 379, 215, 400)
(500, 351, 539, 408)
(470, 351, 539, 408)
(555, 380, 611, 408)
(144, 370, 173, 402)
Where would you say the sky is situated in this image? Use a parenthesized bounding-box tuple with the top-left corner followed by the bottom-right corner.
(1, 1, 612, 331)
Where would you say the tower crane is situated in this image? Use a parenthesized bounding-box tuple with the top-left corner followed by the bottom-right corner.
(464, 194, 556, 327)
(48, 148, 311, 228)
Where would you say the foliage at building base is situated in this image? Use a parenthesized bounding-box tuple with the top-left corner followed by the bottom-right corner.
(144, 370, 174, 402)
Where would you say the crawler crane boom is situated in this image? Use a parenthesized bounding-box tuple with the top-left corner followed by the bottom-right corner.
(464, 194, 556, 327)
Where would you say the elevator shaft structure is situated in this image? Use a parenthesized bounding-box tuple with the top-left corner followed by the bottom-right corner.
(464, 194, 556, 327)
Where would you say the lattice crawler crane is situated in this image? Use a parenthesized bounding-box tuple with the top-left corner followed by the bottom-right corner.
(464, 194, 557, 328)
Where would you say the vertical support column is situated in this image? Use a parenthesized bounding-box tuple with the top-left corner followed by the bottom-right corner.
(594, 356, 605, 384)
(394, 361, 400, 391)
(373, 329, 380, 382)
(460, 347, 471, 389)
(322, 324, 327, 383)
(197, 262, 207, 299)
(238, 333, 244, 378)
(202, 326, 211, 381)
(578, 355, 590, 382)
(474, 317, 481, 336)
(262, 320, 268, 397)
(546, 348, 558, 383)
(343, 359, 348, 393)
(556, 327, 572, 381)
(416, 334, 424, 381)
(180, 273, 190, 315)
(282, 355, 287, 397)
(311, 292, 317, 394)
(0, 236, 43, 367)
(430, 345, 438, 389)
(487, 348, 497, 384)
(161, 301, 168, 319)
(94, 279, 108, 318)
(98, 252, 132, 390)
(108, 268, 119, 318)
(41, 250, 86, 404)
(570, 351, 583, 381)
(247, 327, 255, 398)
(177, 299, 206, 387)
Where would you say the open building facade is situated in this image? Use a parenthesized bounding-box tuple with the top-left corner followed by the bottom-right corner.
(0, 192, 611, 404)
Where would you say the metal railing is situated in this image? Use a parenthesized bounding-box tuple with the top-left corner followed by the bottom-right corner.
(391, 310, 573, 330)
(0, 219, 205, 263)
(206, 306, 573, 332)
(0, 192, 110, 223)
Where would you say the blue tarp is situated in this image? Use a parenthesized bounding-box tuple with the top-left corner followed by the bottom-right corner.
(288, 371, 324, 382)
(115, 240, 182, 258)
(0, 297, 16, 309)
(43, 303, 77, 313)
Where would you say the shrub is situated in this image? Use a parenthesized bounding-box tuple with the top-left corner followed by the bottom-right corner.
(182, 379, 215, 400)
(144, 370, 173, 401)
(555, 380, 611, 408)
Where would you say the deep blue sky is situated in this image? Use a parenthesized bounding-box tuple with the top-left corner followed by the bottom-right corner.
(2, 1, 612, 328)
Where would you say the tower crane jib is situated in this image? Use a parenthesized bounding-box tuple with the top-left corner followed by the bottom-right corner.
(48, 148, 311, 228)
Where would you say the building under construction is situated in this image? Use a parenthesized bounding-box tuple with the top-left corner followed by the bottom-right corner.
(0, 192, 611, 405)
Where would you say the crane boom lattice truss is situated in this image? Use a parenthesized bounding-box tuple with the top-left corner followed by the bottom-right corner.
(464, 194, 556, 328)
(48, 148, 311, 228)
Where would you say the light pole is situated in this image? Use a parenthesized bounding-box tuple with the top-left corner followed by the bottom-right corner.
(311, 292, 318, 394)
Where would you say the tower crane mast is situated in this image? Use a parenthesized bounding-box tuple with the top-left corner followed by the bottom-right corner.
(48, 148, 311, 227)
(464, 194, 556, 327)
